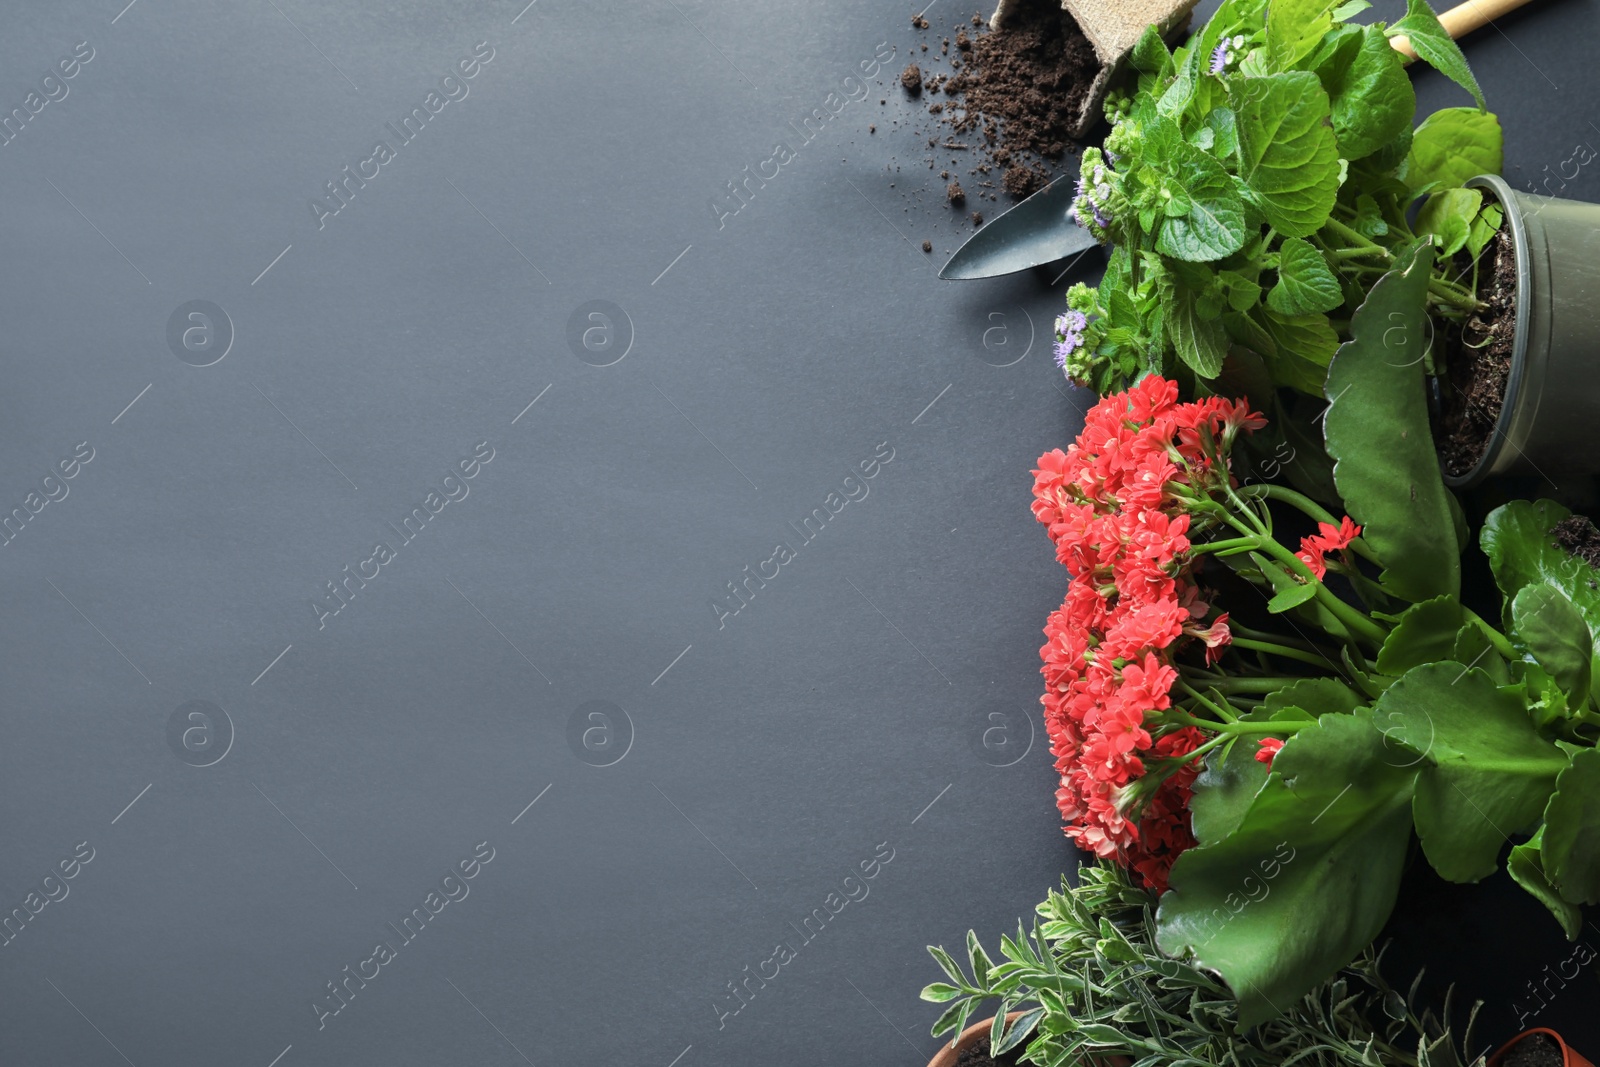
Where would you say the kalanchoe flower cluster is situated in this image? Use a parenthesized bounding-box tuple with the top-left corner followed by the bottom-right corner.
(1209, 34, 1246, 76)
(1031, 377, 1265, 892)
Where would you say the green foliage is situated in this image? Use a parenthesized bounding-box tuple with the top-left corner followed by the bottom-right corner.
(1324, 241, 1461, 603)
(1061, 0, 1502, 396)
(1386, 0, 1487, 109)
(923, 864, 1483, 1067)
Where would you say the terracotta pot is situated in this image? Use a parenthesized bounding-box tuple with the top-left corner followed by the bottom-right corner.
(1488, 1028, 1596, 1067)
(925, 1011, 1133, 1067)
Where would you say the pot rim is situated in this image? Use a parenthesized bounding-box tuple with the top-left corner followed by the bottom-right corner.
(925, 1011, 1027, 1067)
(1442, 172, 1532, 488)
(1487, 1027, 1595, 1067)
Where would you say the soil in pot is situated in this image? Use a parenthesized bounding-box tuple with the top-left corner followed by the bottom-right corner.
(1502, 1033, 1565, 1067)
(1434, 222, 1518, 478)
(955, 1041, 1028, 1067)
(900, 1, 1097, 201)
(1554, 513, 1600, 568)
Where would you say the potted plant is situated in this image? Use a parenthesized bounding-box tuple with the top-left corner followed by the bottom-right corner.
(1044, 0, 1600, 495)
(1435, 173, 1600, 488)
(922, 863, 1483, 1067)
(1490, 1029, 1596, 1067)
(1025, 261, 1600, 1024)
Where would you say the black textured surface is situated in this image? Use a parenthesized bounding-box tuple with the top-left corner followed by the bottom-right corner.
(0, 0, 1594, 1064)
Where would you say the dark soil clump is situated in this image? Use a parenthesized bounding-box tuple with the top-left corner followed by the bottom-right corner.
(922, 239, 933, 253)
(1500, 1033, 1563, 1067)
(956, 1040, 1027, 1066)
(971, 210, 984, 226)
(947, 180, 966, 204)
(943, 1, 1096, 184)
(901, 62, 923, 94)
(1435, 221, 1517, 477)
(1555, 515, 1600, 568)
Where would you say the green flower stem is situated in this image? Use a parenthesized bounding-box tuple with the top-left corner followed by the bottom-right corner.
(1189, 675, 1317, 693)
(1322, 217, 1391, 257)
(1229, 636, 1340, 669)
(1190, 536, 1264, 556)
(1164, 708, 1308, 735)
(1329, 245, 1391, 261)
(1463, 607, 1517, 661)
(1249, 532, 1389, 647)
(1235, 484, 1382, 564)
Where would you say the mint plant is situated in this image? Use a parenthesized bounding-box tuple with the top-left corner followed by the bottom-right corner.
(1055, 0, 1504, 399)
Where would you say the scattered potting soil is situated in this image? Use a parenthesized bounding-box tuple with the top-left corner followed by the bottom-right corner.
(947, 180, 966, 204)
(1554, 514, 1600, 568)
(1434, 221, 1517, 478)
(898, 0, 1097, 202)
(1501, 1032, 1563, 1067)
(901, 62, 923, 94)
(955, 1040, 1028, 1067)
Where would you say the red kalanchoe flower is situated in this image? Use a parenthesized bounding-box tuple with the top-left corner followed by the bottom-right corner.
(1030, 377, 1263, 893)
(1255, 737, 1285, 766)
(1296, 516, 1362, 579)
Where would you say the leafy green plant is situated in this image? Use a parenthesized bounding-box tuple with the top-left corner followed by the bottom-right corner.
(1149, 255, 1600, 1025)
(1055, 0, 1503, 400)
(922, 863, 1483, 1067)
(1032, 248, 1600, 1025)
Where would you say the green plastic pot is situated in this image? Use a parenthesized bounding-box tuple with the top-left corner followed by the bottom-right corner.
(1445, 174, 1600, 490)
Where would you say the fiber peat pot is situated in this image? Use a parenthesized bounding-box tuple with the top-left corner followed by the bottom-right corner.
(1441, 173, 1600, 490)
(1488, 1028, 1596, 1067)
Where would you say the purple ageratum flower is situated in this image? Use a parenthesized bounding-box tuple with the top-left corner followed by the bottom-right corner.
(1054, 310, 1088, 370)
(1209, 41, 1231, 75)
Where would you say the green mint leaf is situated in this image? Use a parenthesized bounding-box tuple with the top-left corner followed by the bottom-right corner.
(1327, 26, 1416, 161)
(1260, 306, 1339, 394)
(1388, 0, 1487, 110)
(1155, 145, 1248, 261)
(1354, 194, 1390, 238)
(1266, 0, 1337, 71)
(1162, 277, 1230, 377)
(1331, 0, 1371, 17)
(1416, 187, 1483, 256)
(1406, 107, 1503, 196)
(1128, 23, 1174, 77)
(1466, 200, 1504, 257)
(1233, 72, 1341, 237)
(1267, 237, 1344, 316)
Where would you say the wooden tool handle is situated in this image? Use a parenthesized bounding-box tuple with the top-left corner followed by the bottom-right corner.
(1390, 0, 1539, 59)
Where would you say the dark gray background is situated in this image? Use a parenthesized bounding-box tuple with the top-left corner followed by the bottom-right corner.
(0, 0, 1594, 1064)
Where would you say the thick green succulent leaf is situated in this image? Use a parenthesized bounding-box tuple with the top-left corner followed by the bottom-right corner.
(1507, 829, 1582, 939)
(1374, 662, 1566, 881)
(1483, 501, 1600, 673)
(1387, 0, 1487, 110)
(1325, 241, 1460, 603)
(1542, 748, 1600, 905)
(1190, 736, 1270, 846)
(1157, 714, 1416, 1028)
(1376, 596, 1464, 676)
(1327, 25, 1416, 161)
(1233, 72, 1341, 237)
(1406, 108, 1503, 195)
(1512, 583, 1594, 708)
(1268, 238, 1343, 316)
